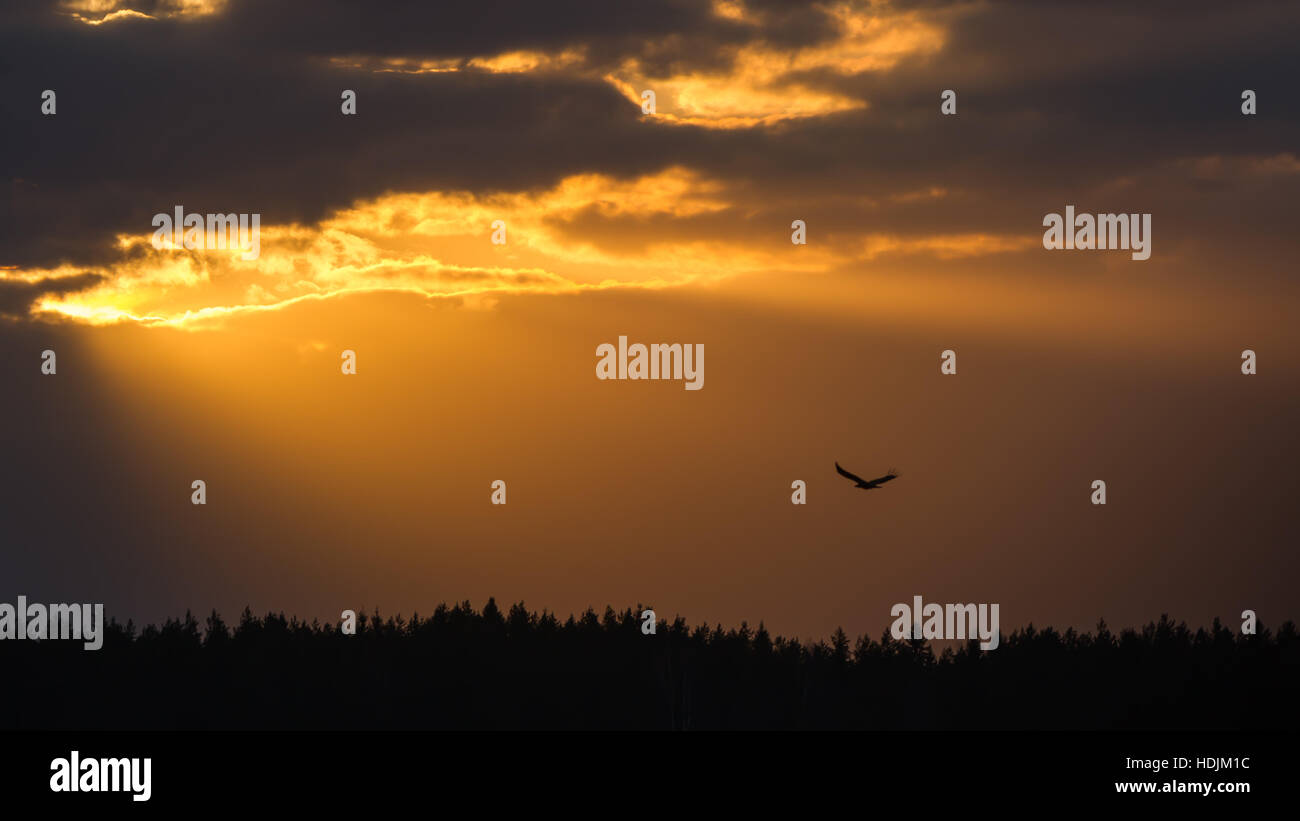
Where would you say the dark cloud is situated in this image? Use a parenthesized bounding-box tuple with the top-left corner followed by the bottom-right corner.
(0, 272, 104, 318)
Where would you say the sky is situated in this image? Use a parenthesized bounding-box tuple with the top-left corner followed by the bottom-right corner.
(2, 0, 1298, 641)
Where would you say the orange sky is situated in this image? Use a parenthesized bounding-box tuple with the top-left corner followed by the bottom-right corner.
(3, 0, 1299, 640)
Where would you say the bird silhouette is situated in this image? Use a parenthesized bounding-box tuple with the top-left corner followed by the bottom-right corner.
(835, 463, 899, 490)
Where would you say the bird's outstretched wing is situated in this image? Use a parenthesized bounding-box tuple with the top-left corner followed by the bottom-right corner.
(835, 462, 869, 484)
(867, 469, 899, 485)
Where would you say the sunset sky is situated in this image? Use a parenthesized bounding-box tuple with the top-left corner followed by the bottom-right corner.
(3, 0, 1298, 641)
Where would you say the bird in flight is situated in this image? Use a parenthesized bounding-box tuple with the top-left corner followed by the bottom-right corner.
(835, 463, 899, 490)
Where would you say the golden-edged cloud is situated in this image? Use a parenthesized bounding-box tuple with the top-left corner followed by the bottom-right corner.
(325, 0, 945, 128)
(19, 168, 804, 327)
(326, 50, 588, 76)
(601, 2, 944, 126)
(61, 0, 226, 25)
(13, 160, 1035, 329)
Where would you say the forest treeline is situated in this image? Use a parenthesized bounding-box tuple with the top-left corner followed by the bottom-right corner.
(2, 600, 1295, 730)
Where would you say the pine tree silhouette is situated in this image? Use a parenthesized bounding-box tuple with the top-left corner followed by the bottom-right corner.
(0, 603, 1294, 730)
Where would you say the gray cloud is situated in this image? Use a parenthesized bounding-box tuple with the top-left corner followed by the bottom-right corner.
(1, 0, 1297, 270)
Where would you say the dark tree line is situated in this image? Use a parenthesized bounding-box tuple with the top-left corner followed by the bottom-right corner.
(2, 601, 1295, 730)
